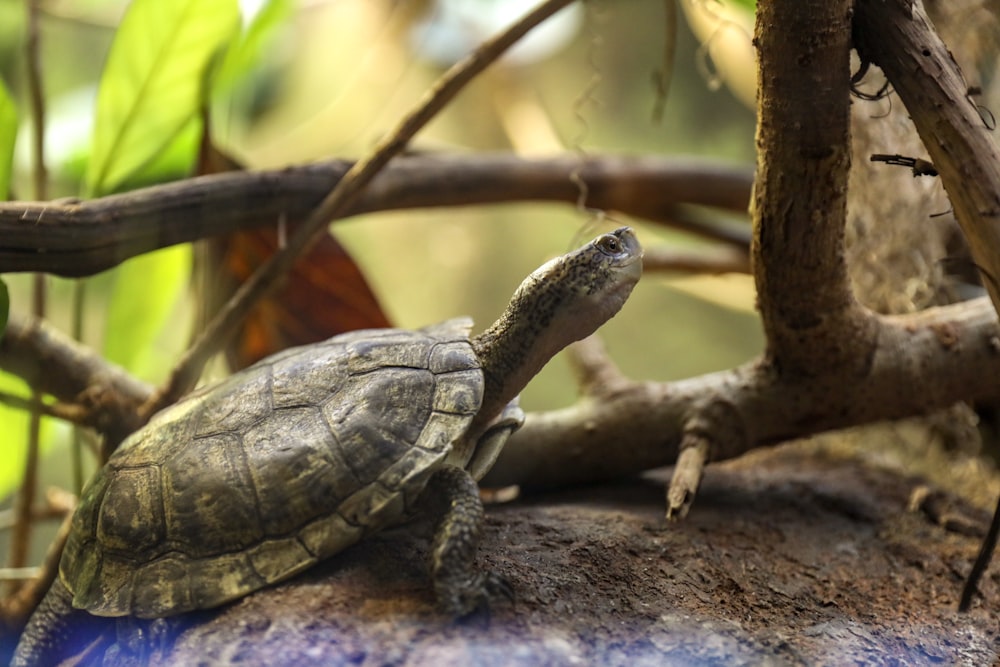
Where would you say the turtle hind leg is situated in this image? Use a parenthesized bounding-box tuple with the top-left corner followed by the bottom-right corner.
(11, 577, 108, 667)
(422, 464, 513, 617)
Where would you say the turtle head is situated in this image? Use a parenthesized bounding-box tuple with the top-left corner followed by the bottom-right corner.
(464, 227, 642, 477)
(518, 226, 643, 347)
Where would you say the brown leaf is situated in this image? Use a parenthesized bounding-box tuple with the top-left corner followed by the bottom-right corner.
(197, 128, 391, 370)
(209, 224, 391, 369)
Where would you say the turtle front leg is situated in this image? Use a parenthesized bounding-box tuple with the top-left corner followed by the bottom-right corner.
(12, 577, 108, 667)
(422, 464, 512, 616)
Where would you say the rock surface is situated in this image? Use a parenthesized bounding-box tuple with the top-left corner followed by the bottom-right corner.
(90, 440, 1000, 667)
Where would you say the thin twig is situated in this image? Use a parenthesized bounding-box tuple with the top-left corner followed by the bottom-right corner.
(8, 0, 49, 592)
(650, 0, 676, 124)
(25, 1, 46, 200)
(959, 492, 1000, 611)
(0, 391, 87, 423)
(141, 0, 579, 421)
(0, 510, 72, 629)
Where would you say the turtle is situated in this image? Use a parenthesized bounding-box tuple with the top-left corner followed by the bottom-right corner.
(12, 227, 642, 666)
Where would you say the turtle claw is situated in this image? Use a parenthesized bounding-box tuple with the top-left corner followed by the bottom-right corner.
(437, 570, 514, 619)
(485, 571, 515, 605)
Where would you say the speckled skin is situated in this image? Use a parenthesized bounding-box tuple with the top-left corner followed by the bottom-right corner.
(12, 228, 642, 667)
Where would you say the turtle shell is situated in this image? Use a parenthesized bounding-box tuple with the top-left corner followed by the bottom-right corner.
(60, 318, 483, 619)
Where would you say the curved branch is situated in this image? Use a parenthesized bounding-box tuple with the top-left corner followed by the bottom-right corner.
(0, 154, 753, 277)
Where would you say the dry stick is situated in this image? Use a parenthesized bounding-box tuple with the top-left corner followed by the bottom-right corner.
(854, 0, 1000, 615)
(141, 0, 579, 420)
(1, 512, 72, 628)
(0, 392, 86, 422)
(565, 335, 629, 397)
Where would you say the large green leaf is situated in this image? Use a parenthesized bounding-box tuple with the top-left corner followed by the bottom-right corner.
(103, 244, 192, 382)
(0, 78, 16, 200)
(113, 114, 203, 191)
(85, 0, 240, 196)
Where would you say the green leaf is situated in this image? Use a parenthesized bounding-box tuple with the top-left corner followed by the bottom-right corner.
(0, 375, 29, 499)
(113, 114, 202, 191)
(0, 277, 8, 337)
(214, 0, 293, 95)
(0, 373, 45, 501)
(0, 78, 17, 200)
(85, 0, 240, 196)
(103, 244, 192, 382)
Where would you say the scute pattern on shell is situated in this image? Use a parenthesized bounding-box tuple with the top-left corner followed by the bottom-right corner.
(60, 319, 483, 619)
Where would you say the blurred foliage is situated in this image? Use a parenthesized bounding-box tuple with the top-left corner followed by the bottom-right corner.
(102, 245, 193, 382)
(0, 77, 14, 199)
(727, 0, 756, 12)
(0, 374, 42, 502)
(85, 0, 239, 196)
(0, 277, 7, 335)
(0, 0, 762, 563)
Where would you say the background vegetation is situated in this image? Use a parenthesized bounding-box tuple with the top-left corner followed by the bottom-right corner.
(0, 0, 762, 567)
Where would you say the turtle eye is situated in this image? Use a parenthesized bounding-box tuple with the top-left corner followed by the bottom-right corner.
(596, 234, 622, 255)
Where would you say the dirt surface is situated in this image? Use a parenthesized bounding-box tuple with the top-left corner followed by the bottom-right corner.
(66, 440, 996, 667)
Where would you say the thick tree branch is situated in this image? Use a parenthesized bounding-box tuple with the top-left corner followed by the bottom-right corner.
(753, 0, 865, 374)
(0, 155, 753, 277)
(645, 0, 864, 516)
(484, 296, 1000, 489)
(854, 0, 1000, 321)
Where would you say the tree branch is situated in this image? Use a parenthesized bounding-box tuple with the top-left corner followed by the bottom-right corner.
(0, 314, 153, 445)
(0, 154, 753, 277)
(646, 0, 863, 516)
(753, 0, 864, 374)
(643, 245, 750, 274)
(854, 0, 1000, 320)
